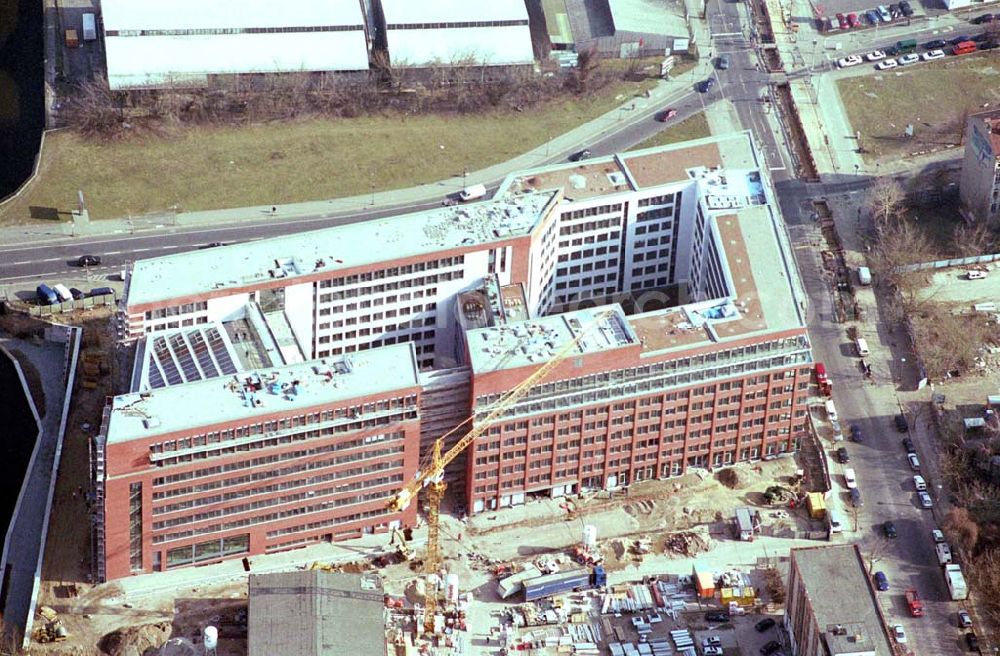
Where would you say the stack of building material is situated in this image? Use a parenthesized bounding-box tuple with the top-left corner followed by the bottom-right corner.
(670, 629, 694, 652)
(647, 638, 672, 656)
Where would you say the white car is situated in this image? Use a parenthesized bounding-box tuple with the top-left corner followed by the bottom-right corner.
(897, 53, 920, 65)
(932, 529, 945, 543)
(914, 475, 927, 491)
(838, 55, 864, 68)
(922, 49, 946, 61)
(919, 491, 934, 508)
(908, 453, 921, 470)
(894, 625, 907, 644)
(876, 59, 898, 70)
(866, 50, 887, 61)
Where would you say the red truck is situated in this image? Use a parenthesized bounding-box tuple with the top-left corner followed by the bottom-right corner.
(816, 363, 832, 396)
(905, 589, 924, 617)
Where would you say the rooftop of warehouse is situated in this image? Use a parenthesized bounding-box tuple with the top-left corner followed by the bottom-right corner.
(125, 191, 558, 307)
(101, 0, 365, 31)
(380, 0, 529, 24)
(467, 305, 638, 374)
(790, 546, 894, 656)
(104, 343, 419, 444)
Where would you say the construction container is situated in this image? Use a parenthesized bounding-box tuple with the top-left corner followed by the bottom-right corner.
(65, 29, 79, 48)
(807, 492, 826, 520)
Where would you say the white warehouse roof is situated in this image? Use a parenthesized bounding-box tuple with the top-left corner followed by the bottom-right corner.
(381, 0, 534, 67)
(101, 0, 370, 89)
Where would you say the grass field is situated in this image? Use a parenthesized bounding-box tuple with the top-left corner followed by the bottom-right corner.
(0, 77, 657, 225)
(837, 54, 1000, 161)
(632, 111, 712, 151)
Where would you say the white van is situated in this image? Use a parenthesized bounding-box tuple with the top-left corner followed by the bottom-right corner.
(855, 337, 870, 357)
(825, 399, 839, 422)
(936, 542, 953, 565)
(829, 512, 843, 533)
(459, 183, 487, 202)
(844, 468, 857, 489)
(52, 284, 73, 302)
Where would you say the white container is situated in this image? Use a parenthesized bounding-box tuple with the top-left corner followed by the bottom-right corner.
(583, 524, 598, 549)
(445, 573, 460, 603)
(203, 626, 218, 650)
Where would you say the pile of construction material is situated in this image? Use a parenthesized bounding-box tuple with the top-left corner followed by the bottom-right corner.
(671, 628, 695, 652)
(664, 531, 710, 556)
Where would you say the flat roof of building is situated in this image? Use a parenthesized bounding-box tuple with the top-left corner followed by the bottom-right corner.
(608, 0, 688, 36)
(381, 0, 529, 24)
(467, 305, 638, 374)
(791, 545, 894, 656)
(248, 570, 385, 656)
(106, 343, 419, 444)
(126, 191, 557, 307)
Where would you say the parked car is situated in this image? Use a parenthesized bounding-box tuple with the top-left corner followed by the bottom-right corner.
(837, 447, 850, 463)
(76, 254, 101, 267)
(838, 55, 864, 67)
(847, 12, 860, 27)
(923, 39, 948, 49)
(980, 41, 999, 50)
(705, 611, 730, 622)
(657, 108, 678, 121)
(959, 610, 973, 628)
(570, 149, 591, 162)
(760, 641, 782, 656)
(965, 632, 979, 651)
(914, 475, 927, 491)
(850, 487, 863, 507)
(204, 241, 226, 248)
(717, 54, 731, 69)
(877, 5, 892, 21)
(902, 436, 915, 452)
(756, 618, 777, 632)
(919, 491, 934, 508)
(874, 571, 889, 591)
(884, 520, 897, 538)
(895, 414, 909, 432)
(932, 529, 945, 543)
(889, 3, 901, 18)
(850, 425, 864, 442)
(876, 59, 898, 70)
(865, 9, 880, 24)
(866, 49, 887, 60)
(899, 0, 914, 16)
(69, 287, 86, 300)
(951, 34, 972, 44)
(897, 53, 920, 65)
(908, 453, 921, 471)
(972, 32, 991, 41)
(922, 49, 946, 60)
(972, 12, 994, 23)
(893, 625, 907, 644)
(699, 78, 715, 92)
(837, 12, 849, 28)
(89, 287, 115, 297)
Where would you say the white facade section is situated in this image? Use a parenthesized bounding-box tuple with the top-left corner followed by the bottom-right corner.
(381, 0, 534, 67)
(101, 0, 369, 89)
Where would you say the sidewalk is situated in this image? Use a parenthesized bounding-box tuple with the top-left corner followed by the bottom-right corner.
(1, 59, 716, 248)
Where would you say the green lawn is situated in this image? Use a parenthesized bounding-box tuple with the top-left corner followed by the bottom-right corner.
(837, 54, 1000, 161)
(632, 111, 712, 151)
(1, 77, 656, 224)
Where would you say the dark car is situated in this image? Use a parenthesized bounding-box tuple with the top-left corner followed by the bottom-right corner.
(850, 425, 864, 442)
(884, 520, 897, 538)
(981, 41, 999, 50)
(899, 0, 913, 15)
(972, 12, 994, 23)
(850, 488, 863, 507)
(699, 78, 715, 93)
(89, 287, 115, 298)
(951, 34, 972, 44)
(76, 255, 101, 267)
(717, 54, 731, 69)
(874, 570, 889, 591)
(837, 12, 849, 28)
(966, 632, 979, 651)
(657, 108, 678, 122)
(924, 39, 948, 49)
(69, 287, 86, 300)
(895, 414, 909, 432)
(760, 640, 782, 655)
(570, 149, 591, 162)
(865, 9, 880, 24)
(755, 618, 777, 632)
(837, 447, 850, 464)
(889, 3, 900, 17)
(902, 436, 915, 452)
(705, 611, 730, 622)
(972, 32, 990, 41)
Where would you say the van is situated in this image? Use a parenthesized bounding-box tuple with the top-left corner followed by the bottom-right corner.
(459, 184, 487, 202)
(855, 337, 870, 357)
(89, 287, 115, 298)
(936, 542, 953, 565)
(52, 284, 73, 302)
(858, 266, 872, 285)
(844, 468, 857, 489)
(825, 399, 839, 422)
(36, 284, 58, 305)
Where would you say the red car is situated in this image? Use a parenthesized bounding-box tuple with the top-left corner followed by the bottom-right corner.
(836, 12, 849, 29)
(657, 108, 678, 122)
(847, 12, 860, 27)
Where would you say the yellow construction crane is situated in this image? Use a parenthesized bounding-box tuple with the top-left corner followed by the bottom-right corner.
(388, 309, 615, 634)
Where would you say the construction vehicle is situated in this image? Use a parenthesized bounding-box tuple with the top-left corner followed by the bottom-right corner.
(32, 606, 69, 643)
(387, 309, 615, 634)
(389, 526, 413, 561)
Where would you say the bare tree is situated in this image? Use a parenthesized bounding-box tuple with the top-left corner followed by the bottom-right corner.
(868, 215, 935, 296)
(943, 507, 980, 560)
(864, 535, 893, 576)
(954, 221, 996, 257)
(62, 75, 124, 139)
(866, 176, 907, 228)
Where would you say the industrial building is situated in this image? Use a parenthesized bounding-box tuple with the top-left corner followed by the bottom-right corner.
(960, 108, 1000, 223)
(100, 0, 371, 89)
(538, 0, 687, 59)
(785, 545, 894, 656)
(378, 0, 534, 67)
(248, 570, 385, 656)
(96, 132, 813, 579)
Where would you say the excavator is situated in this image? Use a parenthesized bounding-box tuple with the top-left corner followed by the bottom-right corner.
(32, 606, 69, 643)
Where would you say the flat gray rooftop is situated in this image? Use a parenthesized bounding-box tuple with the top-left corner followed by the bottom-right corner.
(791, 546, 894, 656)
(126, 191, 558, 306)
(106, 343, 418, 444)
(467, 305, 637, 374)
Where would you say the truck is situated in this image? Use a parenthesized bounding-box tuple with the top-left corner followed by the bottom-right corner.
(523, 567, 592, 601)
(905, 589, 924, 617)
(497, 564, 541, 599)
(895, 38, 917, 54)
(82, 13, 97, 41)
(815, 362, 832, 396)
(458, 183, 487, 202)
(944, 563, 968, 600)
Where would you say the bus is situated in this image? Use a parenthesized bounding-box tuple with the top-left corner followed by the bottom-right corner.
(953, 41, 977, 55)
(895, 39, 917, 54)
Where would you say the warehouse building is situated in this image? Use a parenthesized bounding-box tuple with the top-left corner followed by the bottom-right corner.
(786, 545, 894, 656)
(538, 0, 686, 59)
(101, 0, 371, 89)
(97, 132, 812, 579)
(378, 0, 535, 67)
